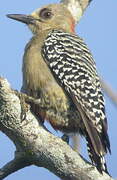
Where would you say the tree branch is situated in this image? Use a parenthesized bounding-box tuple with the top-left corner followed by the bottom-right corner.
(100, 78, 117, 107)
(0, 78, 114, 180)
(60, 0, 92, 22)
(0, 153, 31, 179)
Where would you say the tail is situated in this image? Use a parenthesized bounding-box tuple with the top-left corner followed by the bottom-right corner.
(86, 133, 109, 174)
(69, 93, 111, 173)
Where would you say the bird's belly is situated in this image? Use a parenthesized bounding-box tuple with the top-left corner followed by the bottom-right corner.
(23, 79, 83, 133)
(40, 88, 83, 134)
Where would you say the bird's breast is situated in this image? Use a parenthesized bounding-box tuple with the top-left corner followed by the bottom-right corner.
(22, 36, 69, 112)
(21, 35, 82, 133)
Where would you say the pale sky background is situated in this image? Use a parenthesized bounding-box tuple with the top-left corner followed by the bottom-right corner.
(0, 0, 117, 179)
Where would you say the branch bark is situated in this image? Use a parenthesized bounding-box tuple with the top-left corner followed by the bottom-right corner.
(0, 78, 114, 180)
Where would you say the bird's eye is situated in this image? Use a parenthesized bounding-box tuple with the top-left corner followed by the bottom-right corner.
(39, 8, 53, 19)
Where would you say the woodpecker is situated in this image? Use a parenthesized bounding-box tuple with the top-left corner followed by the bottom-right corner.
(7, 3, 111, 174)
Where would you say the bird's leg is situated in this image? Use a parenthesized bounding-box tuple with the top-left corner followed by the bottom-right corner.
(14, 90, 46, 123)
(61, 134, 69, 144)
(14, 90, 30, 121)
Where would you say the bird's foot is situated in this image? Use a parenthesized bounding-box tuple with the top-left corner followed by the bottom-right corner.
(61, 134, 69, 144)
(14, 90, 30, 121)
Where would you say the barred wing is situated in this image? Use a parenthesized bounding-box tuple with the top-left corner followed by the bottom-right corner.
(42, 30, 110, 172)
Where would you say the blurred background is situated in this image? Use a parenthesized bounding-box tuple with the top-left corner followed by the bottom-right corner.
(0, 0, 117, 179)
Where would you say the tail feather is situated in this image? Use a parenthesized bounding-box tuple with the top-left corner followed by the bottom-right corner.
(69, 93, 110, 174)
(86, 133, 109, 174)
(102, 119, 111, 154)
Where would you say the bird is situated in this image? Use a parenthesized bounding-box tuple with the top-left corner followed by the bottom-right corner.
(7, 2, 111, 174)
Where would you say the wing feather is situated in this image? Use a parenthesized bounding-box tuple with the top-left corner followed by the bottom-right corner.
(42, 30, 111, 172)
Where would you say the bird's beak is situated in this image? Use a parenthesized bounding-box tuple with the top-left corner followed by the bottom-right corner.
(7, 14, 35, 24)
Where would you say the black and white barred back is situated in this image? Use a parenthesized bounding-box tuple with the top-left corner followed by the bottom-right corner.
(42, 30, 111, 173)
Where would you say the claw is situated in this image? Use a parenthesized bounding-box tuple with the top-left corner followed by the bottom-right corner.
(61, 134, 69, 144)
(14, 90, 30, 121)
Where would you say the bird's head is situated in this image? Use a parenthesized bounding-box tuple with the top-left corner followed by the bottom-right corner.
(7, 3, 75, 35)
